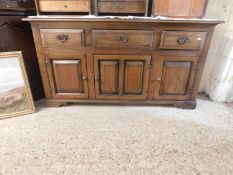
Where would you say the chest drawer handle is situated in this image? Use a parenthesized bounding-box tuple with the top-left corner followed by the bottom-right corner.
(57, 34, 69, 43)
(177, 36, 190, 45)
(116, 34, 128, 43)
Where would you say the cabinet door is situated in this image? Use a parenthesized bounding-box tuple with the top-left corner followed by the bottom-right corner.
(94, 55, 151, 100)
(99, 60, 120, 95)
(153, 55, 198, 100)
(46, 54, 88, 99)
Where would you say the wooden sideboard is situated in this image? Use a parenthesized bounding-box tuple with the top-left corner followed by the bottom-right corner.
(24, 16, 222, 109)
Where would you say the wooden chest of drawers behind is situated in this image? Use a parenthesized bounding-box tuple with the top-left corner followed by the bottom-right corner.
(35, 0, 207, 17)
(26, 17, 221, 109)
(35, 0, 148, 16)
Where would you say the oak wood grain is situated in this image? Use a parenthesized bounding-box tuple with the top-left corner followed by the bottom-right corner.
(94, 55, 151, 100)
(97, 1, 146, 14)
(124, 61, 144, 94)
(52, 60, 84, 93)
(153, 55, 198, 101)
(152, 0, 208, 18)
(93, 30, 153, 49)
(27, 18, 220, 109)
(40, 29, 85, 49)
(100, 60, 119, 94)
(39, 0, 90, 13)
(46, 53, 89, 99)
(159, 31, 206, 50)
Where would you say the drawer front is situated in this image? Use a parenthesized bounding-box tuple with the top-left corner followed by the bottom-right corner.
(93, 30, 153, 49)
(97, 1, 146, 14)
(159, 31, 206, 50)
(39, 0, 90, 12)
(41, 29, 85, 49)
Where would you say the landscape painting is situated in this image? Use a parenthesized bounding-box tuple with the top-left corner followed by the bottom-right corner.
(0, 52, 35, 120)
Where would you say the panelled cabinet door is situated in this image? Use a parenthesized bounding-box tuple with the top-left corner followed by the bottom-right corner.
(46, 54, 88, 99)
(153, 55, 198, 100)
(98, 60, 120, 95)
(94, 55, 151, 100)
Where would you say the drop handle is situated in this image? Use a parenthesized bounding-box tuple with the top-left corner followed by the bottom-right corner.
(177, 35, 190, 45)
(82, 75, 88, 80)
(57, 34, 69, 42)
(116, 34, 128, 43)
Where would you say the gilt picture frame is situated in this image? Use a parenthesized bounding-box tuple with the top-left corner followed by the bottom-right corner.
(0, 51, 35, 120)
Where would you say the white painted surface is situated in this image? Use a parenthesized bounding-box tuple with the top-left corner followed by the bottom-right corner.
(201, 0, 233, 102)
(0, 57, 24, 94)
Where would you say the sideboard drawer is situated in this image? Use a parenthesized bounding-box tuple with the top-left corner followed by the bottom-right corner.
(159, 31, 206, 50)
(93, 30, 153, 49)
(39, 0, 90, 13)
(97, 1, 146, 14)
(40, 29, 85, 49)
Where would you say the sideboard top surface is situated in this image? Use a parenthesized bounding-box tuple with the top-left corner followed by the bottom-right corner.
(23, 15, 224, 25)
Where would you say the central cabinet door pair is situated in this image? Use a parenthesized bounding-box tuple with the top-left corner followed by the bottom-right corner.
(94, 55, 151, 100)
(46, 54, 198, 101)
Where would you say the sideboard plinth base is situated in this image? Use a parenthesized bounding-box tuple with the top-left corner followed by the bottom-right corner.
(44, 99, 197, 109)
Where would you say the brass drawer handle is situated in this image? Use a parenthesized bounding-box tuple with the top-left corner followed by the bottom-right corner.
(116, 34, 128, 43)
(57, 34, 69, 42)
(177, 35, 190, 45)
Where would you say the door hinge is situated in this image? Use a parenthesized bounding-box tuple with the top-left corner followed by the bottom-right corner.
(49, 86, 53, 92)
(189, 88, 194, 94)
(148, 63, 153, 71)
(44, 59, 49, 68)
(194, 63, 200, 72)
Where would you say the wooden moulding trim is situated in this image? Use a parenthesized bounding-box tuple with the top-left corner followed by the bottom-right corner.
(34, 0, 40, 15)
(22, 16, 224, 25)
(45, 99, 197, 104)
(203, 0, 209, 17)
(44, 99, 197, 109)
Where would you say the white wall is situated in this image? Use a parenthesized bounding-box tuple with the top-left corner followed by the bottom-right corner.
(200, 0, 233, 102)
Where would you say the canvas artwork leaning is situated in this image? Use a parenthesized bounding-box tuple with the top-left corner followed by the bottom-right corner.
(0, 51, 35, 120)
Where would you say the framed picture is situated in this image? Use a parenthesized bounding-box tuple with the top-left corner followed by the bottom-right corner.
(0, 51, 35, 120)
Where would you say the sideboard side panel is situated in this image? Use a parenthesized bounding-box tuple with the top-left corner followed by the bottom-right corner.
(31, 23, 52, 98)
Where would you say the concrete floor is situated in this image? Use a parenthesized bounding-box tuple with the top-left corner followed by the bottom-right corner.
(0, 96, 233, 175)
